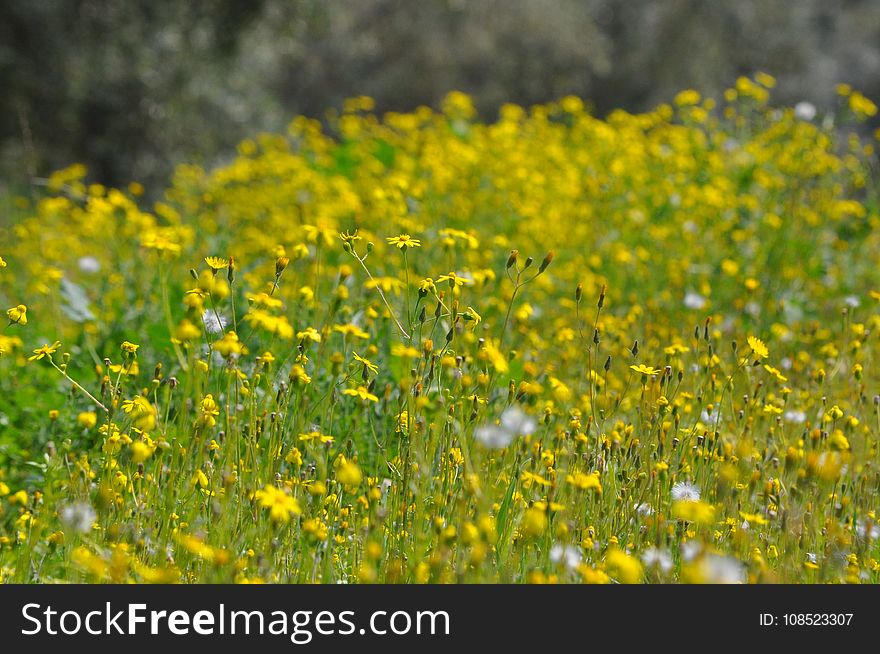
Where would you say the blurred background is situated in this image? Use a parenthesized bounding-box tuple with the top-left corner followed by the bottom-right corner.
(2, 0, 880, 189)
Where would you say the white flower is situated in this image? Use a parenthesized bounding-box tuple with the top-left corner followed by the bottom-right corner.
(671, 481, 700, 502)
(794, 101, 817, 121)
(550, 544, 581, 570)
(683, 292, 707, 310)
(500, 406, 536, 436)
(784, 410, 806, 424)
(856, 520, 880, 540)
(698, 554, 746, 583)
(474, 424, 514, 449)
(59, 502, 97, 534)
(202, 309, 228, 334)
(77, 256, 101, 273)
(699, 408, 720, 424)
(474, 406, 536, 449)
(681, 540, 702, 562)
(641, 548, 673, 573)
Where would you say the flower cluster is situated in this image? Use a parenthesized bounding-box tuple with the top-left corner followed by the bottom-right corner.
(0, 77, 879, 584)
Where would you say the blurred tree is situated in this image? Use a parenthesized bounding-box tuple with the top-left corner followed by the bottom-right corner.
(1, 0, 878, 189)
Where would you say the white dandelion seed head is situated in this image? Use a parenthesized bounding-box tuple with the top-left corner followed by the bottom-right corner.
(856, 520, 880, 540)
(474, 424, 514, 449)
(671, 481, 701, 502)
(684, 292, 707, 310)
(59, 502, 97, 534)
(784, 410, 806, 424)
(641, 548, 673, 573)
(681, 540, 702, 562)
(699, 554, 746, 584)
(77, 256, 101, 273)
(550, 544, 581, 570)
(794, 101, 817, 121)
(500, 406, 536, 436)
(634, 502, 654, 516)
(202, 309, 228, 334)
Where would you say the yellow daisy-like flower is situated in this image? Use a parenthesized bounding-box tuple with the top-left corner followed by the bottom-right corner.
(204, 256, 229, 272)
(352, 351, 379, 374)
(28, 341, 61, 361)
(6, 304, 27, 326)
(747, 335, 769, 359)
(343, 386, 379, 402)
(121, 396, 153, 417)
(339, 229, 362, 244)
(437, 271, 470, 287)
(629, 364, 662, 376)
(0, 255, 6, 267)
(296, 327, 322, 343)
(386, 234, 421, 249)
(120, 341, 140, 354)
(254, 484, 301, 523)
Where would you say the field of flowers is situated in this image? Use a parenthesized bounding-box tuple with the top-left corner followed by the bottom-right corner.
(1, 76, 879, 584)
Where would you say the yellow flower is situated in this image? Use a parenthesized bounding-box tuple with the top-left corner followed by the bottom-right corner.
(255, 485, 301, 523)
(339, 229, 362, 244)
(335, 460, 363, 486)
(566, 471, 602, 493)
(672, 500, 716, 524)
(630, 364, 662, 376)
(29, 341, 61, 361)
(462, 306, 482, 328)
(0, 255, 6, 267)
(333, 323, 370, 339)
(605, 549, 643, 584)
(204, 256, 229, 272)
(120, 341, 140, 354)
(121, 396, 153, 417)
(418, 278, 436, 295)
(343, 386, 379, 402)
(199, 394, 221, 427)
(437, 271, 470, 288)
(521, 507, 548, 537)
(213, 331, 243, 357)
(6, 304, 27, 326)
(747, 335, 769, 359)
(386, 234, 421, 249)
(352, 351, 379, 374)
(77, 412, 98, 429)
(296, 327, 322, 343)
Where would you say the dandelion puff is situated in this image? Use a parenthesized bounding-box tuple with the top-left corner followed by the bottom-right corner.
(59, 502, 97, 534)
(855, 520, 880, 540)
(783, 410, 806, 424)
(794, 101, 817, 121)
(641, 548, 673, 573)
(202, 309, 227, 334)
(681, 540, 702, 562)
(633, 502, 654, 516)
(500, 406, 536, 436)
(77, 256, 101, 273)
(683, 292, 707, 310)
(550, 544, 581, 570)
(671, 481, 700, 502)
(700, 554, 746, 584)
(474, 424, 513, 449)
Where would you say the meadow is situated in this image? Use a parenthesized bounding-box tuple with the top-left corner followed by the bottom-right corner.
(1, 76, 879, 583)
